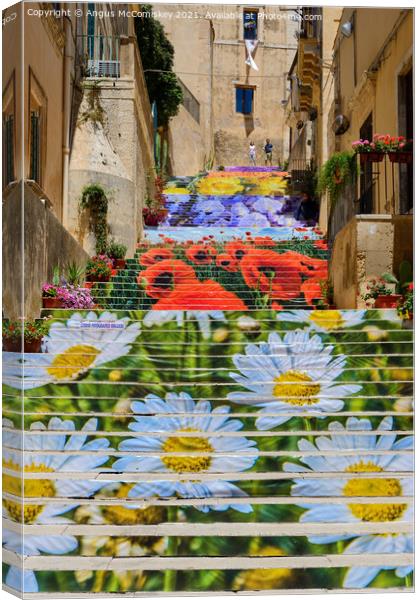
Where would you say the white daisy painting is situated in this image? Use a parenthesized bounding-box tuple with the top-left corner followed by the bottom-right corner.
(227, 330, 361, 429)
(113, 392, 258, 512)
(276, 309, 366, 332)
(143, 310, 226, 339)
(283, 416, 413, 588)
(2, 311, 140, 389)
(2, 417, 111, 592)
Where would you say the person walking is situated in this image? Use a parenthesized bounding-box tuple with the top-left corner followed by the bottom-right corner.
(249, 141, 257, 166)
(264, 138, 273, 166)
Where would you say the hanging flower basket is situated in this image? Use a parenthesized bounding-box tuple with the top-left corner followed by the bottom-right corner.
(359, 152, 385, 164)
(388, 151, 413, 164)
(374, 294, 402, 309)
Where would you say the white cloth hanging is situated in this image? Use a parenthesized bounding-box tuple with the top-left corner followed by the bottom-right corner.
(245, 39, 259, 71)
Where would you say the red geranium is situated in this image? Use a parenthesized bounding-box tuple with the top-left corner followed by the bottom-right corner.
(153, 280, 247, 310)
(185, 244, 217, 265)
(240, 249, 303, 300)
(225, 241, 249, 261)
(139, 259, 197, 298)
(216, 253, 240, 273)
(139, 248, 175, 267)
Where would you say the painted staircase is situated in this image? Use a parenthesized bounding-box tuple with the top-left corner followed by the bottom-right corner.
(2, 167, 414, 595)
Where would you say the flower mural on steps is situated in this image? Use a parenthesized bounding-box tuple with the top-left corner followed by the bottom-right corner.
(143, 310, 226, 339)
(277, 309, 366, 332)
(113, 392, 258, 513)
(283, 416, 413, 588)
(2, 417, 111, 593)
(227, 330, 361, 429)
(2, 312, 141, 389)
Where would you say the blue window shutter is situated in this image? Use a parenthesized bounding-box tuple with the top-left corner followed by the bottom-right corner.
(236, 88, 243, 113)
(244, 88, 253, 114)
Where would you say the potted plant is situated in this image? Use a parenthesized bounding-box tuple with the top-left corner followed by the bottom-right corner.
(387, 136, 413, 164)
(317, 152, 357, 209)
(85, 255, 113, 283)
(107, 240, 128, 269)
(42, 266, 64, 308)
(3, 318, 50, 353)
(352, 135, 388, 163)
(143, 175, 168, 227)
(361, 277, 398, 308)
(57, 286, 95, 309)
(66, 262, 85, 287)
(398, 282, 413, 321)
(42, 283, 63, 308)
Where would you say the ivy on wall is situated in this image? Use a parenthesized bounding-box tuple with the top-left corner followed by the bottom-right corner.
(79, 184, 109, 254)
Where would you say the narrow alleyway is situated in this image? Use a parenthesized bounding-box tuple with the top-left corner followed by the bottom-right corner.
(3, 167, 413, 594)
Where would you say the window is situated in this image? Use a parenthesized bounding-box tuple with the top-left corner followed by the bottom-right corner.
(29, 111, 41, 183)
(243, 10, 258, 40)
(3, 115, 15, 186)
(28, 69, 47, 186)
(236, 87, 254, 115)
(2, 73, 15, 187)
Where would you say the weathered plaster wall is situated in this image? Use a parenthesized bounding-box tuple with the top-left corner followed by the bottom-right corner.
(68, 39, 155, 255)
(330, 215, 412, 309)
(157, 8, 213, 174)
(158, 4, 297, 170)
(3, 184, 88, 319)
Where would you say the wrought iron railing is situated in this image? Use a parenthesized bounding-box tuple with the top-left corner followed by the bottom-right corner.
(78, 35, 120, 78)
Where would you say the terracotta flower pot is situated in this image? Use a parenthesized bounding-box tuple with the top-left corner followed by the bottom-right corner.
(114, 259, 126, 269)
(3, 337, 42, 353)
(42, 297, 62, 309)
(388, 151, 413, 164)
(374, 294, 402, 309)
(359, 152, 385, 163)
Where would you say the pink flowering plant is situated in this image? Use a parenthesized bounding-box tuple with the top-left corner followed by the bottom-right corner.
(56, 286, 95, 309)
(42, 283, 60, 298)
(352, 134, 413, 154)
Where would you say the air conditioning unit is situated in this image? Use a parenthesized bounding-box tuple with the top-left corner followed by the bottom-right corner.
(87, 59, 120, 78)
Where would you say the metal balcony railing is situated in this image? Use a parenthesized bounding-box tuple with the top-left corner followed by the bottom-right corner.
(78, 35, 120, 78)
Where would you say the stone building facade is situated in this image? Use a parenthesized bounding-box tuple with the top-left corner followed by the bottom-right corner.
(157, 3, 298, 172)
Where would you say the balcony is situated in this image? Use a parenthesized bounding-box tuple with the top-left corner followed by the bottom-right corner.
(78, 35, 121, 78)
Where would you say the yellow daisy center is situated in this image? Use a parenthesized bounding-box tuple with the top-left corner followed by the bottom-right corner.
(102, 484, 166, 529)
(46, 344, 100, 380)
(343, 460, 407, 522)
(2, 461, 55, 523)
(309, 310, 344, 330)
(161, 427, 213, 473)
(233, 547, 293, 590)
(273, 371, 321, 405)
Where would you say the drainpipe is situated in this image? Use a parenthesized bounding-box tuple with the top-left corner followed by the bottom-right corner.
(62, 6, 73, 228)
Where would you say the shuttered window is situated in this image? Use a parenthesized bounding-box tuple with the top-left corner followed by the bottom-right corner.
(236, 87, 254, 114)
(3, 114, 15, 186)
(30, 110, 41, 183)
